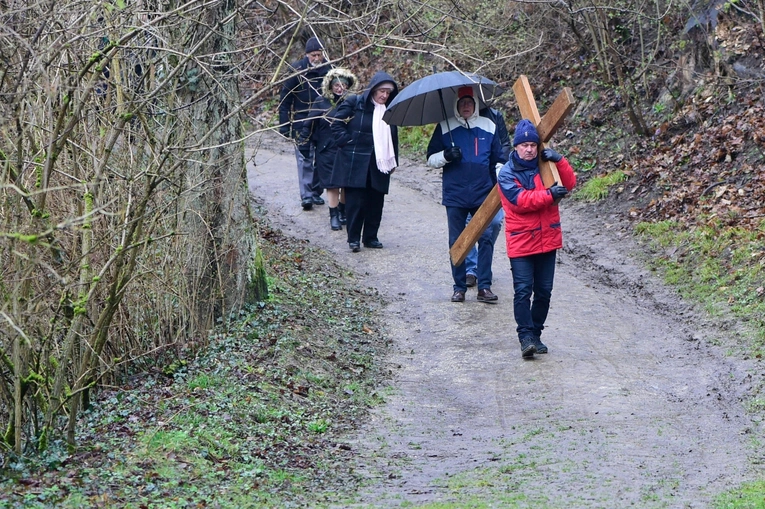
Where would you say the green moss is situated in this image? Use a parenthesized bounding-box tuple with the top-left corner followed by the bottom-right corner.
(37, 426, 49, 452)
(7, 233, 39, 243)
(3, 420, 14, 447)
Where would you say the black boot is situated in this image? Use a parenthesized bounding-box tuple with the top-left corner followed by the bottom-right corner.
(337, 202, 347, 225)
(329, 207, 342, 231)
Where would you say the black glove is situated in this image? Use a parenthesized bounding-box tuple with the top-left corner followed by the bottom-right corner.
(549, 182, 569, 200)
(541, 148, 563, 163)
(444, 146, 462, 163)
(298, 144, 311, 159)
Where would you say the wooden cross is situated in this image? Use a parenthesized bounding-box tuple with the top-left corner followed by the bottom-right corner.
(449, 75, 576, 265)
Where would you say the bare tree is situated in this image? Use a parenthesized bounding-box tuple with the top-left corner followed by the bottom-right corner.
(0, 0, 564, 454)
(1, 0, 267, 452)
(3, 0, 748, 454)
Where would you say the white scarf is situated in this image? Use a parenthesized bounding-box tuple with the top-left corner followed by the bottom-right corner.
(372, 102, 397, 174)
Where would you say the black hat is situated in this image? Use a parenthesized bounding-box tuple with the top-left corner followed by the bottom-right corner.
(305, 37, 323, 54)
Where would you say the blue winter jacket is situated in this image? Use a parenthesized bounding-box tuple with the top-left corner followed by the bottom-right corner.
(426, 101, 506, 208)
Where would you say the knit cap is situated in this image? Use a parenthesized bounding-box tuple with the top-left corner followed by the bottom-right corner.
(513, 119, 540, 146)
(458, 86, 474, 100)
(305, 36, 323, 54)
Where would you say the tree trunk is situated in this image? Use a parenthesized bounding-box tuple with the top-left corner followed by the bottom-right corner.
(179, 0, 267, 335)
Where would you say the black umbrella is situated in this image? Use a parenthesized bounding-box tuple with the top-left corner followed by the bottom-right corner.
(382, 71, 503, 127)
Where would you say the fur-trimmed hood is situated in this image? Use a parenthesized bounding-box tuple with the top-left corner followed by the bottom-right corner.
(322, 68, 358, 100)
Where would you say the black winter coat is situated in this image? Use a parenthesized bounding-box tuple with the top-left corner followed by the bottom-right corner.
(329, 71, 399, 193)
(301, 93, 344, 188)
(278, 57, 330, 139)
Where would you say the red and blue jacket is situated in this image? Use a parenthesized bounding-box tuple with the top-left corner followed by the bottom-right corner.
(426, 103, 505, 208)
(497, 153, 576, 258)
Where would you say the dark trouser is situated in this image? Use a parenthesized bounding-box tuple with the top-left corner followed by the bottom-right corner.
(509, 250, 557, 340)
(446, 206, 496, 293)
(294, 145, 323, 200)
(344, 185, 385, 245)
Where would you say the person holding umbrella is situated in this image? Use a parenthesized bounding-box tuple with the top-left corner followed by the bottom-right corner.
(464, 106, 512, 288)
(497, 119, 576, 358)
(329, 71, 399, 252)
(426, 86, 506, 303)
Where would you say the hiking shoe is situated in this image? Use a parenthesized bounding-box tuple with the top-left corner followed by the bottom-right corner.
(451, 290, 466, 303)
(533, 337, 548, 354)
(301, 198, 313, 210)
(477, 288, 498, 303)
(519, 337, 537, 358)
(466, 274, 477, 287)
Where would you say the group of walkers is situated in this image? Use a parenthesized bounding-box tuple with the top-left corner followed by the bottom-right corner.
(279, 37, 398, 252)
(278, 36, 577, 359)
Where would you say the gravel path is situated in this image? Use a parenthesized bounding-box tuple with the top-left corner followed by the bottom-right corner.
(247, 131, 763, 508)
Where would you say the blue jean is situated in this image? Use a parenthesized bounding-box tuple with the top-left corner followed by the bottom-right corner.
(465, 209, 504, 277)
(446, 206, 498, 292)
(509, 250, 557, 340)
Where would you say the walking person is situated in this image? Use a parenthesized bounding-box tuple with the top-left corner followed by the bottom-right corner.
(278, 36, 330, 210)
(426, 87, 506, 303)
(465, 106, 512, 287)
(300, 68, 357, 231)
(497, 119, 576, 358)
(330, 71, 399, 252)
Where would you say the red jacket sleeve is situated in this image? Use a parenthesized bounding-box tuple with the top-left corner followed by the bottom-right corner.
(556, 157, 577, 191)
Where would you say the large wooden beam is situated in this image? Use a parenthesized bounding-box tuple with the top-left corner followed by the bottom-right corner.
(449, 187, 500, 266)
(448, 76, 575, 266)
(513, 76, 573, 188)
(448, 185, 502, 266)
(537, 86, 576, 142)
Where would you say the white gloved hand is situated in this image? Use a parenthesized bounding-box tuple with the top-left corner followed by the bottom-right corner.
(495, 162, 505, 178)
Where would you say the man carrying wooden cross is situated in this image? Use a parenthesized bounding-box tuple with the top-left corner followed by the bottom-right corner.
(447, 75, 576, 358)
(497, 119, 576, 359)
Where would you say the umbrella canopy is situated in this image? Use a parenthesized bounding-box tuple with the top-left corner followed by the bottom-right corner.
(383, 71, 503, 126)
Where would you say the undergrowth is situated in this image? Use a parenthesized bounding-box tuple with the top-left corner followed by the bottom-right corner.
(398, 124, 436, 158)
(0, 213, 390, 508)
(634, 217, 765, 353)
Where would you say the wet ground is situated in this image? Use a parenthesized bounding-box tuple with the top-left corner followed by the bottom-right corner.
(247, 131, 764, 508)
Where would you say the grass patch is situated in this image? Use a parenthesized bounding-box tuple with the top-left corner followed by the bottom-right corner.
(574, 170, 627, 201)
(142, 429, 198, 454)
(398, 124, 435, 158)
(713, 480, 765, 508)
(634, 218, 765, 349)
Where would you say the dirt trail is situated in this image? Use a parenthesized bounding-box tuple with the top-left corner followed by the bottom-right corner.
(247, 132, 763, 508)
